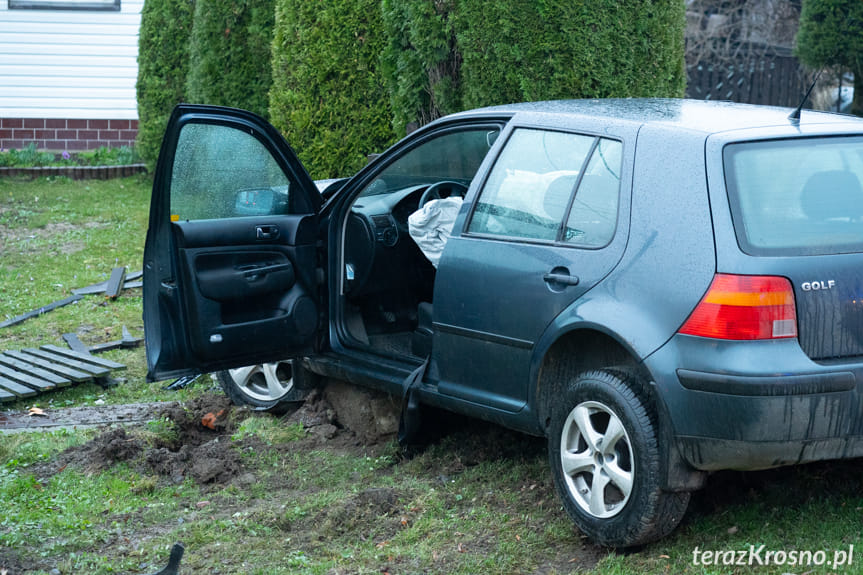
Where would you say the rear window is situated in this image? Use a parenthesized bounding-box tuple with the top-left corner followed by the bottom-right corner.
(724, 137, 863, 256)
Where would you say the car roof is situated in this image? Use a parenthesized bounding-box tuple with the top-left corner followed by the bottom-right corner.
(449, 98, 863, 135)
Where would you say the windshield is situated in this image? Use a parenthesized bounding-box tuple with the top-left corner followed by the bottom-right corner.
(358, 128, 500, 197)
(724, 136, 863, 256)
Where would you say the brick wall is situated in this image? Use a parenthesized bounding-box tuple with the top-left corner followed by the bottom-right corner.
(0, 119, 138, 151)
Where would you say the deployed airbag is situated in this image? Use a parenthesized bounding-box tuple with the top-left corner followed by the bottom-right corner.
(408, 196, 463, 268)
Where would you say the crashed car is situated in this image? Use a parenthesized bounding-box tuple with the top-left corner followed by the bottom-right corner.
(144, 99, 863, 546)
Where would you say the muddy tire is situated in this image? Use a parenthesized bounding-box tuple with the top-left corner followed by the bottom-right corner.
(548, 370, 689, 547)
(217, 360, 312, 412)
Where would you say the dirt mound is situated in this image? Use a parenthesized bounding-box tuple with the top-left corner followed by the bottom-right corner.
(0, 547, 43, 575)
(286, 388, 339, 440)
(44, 393, 245, 486)
(146, 437, 241, 484)
(322, 380, 399, 444)
(286, 380, 400, 446)
(55, 427, 145, 473)
(318, 487, 406, 541)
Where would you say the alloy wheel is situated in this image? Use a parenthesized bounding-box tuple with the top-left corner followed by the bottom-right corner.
(560, 400, 634, 519)
(227, 361, 294, 403)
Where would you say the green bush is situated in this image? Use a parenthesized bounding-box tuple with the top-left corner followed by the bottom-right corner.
(381, 0, 462, 136)
(453, 0, 686, 108)
(136, 0, 196, 170)
(0, 143, 57, 167)
(797, 0, 863, 116)
(186, 0, 275, 119)
(269, 0, 396, 179)
(0, 145, 140, 168)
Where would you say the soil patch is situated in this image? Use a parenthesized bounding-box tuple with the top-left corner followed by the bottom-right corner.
(286, 381, 400, 449)
(0, 547, 44, 575)
(318, 487, 405, 541)
(0, 402, 166, 434)
(41, 394, 246, 486)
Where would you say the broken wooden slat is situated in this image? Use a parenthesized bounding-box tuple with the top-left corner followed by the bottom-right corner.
(0, 387, 15, 403)
(0, 365, 56, 392)
(88, 326, 142, 354)
(4, 351, 92, 382)
(21, 348, 111, 377)
(72, 270, 143, 296)
(0, 375, 39, 398)
(0, 354, 72, 387)
(104, 267, 127, 299)
(88, 340, 125, 354)
(62, 333, 92, 355)
(73, 280, 142, 295)
(0, 295, 83, 329)
(72, 283, 108, 295)
(40, 345, 126, 370)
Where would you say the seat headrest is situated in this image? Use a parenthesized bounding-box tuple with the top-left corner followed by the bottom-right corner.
(801, 170, 863, 221)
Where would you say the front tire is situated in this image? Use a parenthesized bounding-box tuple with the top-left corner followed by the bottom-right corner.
(217, 360, 309, 412)
(548, 370, 689, 547)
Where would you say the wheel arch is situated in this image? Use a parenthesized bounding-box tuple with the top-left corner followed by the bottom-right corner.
(530, 323, 707, 492)
(531, 324, 649, 428)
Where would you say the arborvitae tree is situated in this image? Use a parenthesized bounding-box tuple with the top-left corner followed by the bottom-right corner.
(380, 0, 462, 137)
(269, 0, 396, 178)
(186, 0, 275, 118)
(135, 0, 196, 170)
(797, 0, 863, 116)
(453, 0, 687, 108)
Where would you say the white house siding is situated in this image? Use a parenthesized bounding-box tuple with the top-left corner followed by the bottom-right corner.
(0, 0, 142, 150)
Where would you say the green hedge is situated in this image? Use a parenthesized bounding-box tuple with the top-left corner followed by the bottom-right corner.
(135, 0, 196, 170)
(186, 0, 275, 118)
(138, 0, 686, 177)
(375, 0, 685, 140)
(454, 0, 686, 108)
(269, 0, 396, 179)
(381, 0, 462, 136)
(797, 0, 863, 116)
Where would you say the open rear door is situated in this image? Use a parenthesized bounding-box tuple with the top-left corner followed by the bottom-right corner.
(143, 105, 323, 382)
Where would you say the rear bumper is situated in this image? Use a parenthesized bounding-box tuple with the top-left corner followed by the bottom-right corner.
(647, 335, 863, 471)
(675, 435, 863, 471)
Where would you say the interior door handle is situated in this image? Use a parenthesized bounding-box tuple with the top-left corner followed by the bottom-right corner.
(543, 272, 580, 286)
(242, 263, 292, 280)
(256, 225, 279, 240)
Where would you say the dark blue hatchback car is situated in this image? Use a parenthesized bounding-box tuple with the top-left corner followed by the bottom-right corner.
(144, 99, 863, 546)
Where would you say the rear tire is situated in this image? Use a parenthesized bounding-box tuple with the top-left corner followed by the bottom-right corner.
(548, 369, 689, 547)
(217, 360, 311, 412)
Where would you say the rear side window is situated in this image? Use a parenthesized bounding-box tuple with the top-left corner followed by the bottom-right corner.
(468, 128, 621, 247)
(724, 137, 863, 255)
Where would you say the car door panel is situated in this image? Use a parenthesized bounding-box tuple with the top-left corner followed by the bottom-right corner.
(173, 221, 319, 364)
(144, 105, 322, 381)
(431, 126, 634, 412)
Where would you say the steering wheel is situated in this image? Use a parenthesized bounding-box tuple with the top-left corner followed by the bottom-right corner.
(419, 181, 469, 208)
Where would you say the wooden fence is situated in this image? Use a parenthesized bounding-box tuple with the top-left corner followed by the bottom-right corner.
(686, 54, 815, 108)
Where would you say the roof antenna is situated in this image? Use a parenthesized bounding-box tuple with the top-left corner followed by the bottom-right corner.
(788, 68, 823, 123)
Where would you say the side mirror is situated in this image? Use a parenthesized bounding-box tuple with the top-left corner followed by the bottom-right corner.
(234, 187, 288, 216)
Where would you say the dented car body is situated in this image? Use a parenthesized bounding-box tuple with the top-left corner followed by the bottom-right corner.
(144, 99, 863, 546)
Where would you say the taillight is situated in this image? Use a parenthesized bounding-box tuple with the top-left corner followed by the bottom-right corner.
(678, 274, 797, 340)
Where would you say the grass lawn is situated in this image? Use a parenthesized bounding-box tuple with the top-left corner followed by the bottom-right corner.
(0, 176, 862, 575)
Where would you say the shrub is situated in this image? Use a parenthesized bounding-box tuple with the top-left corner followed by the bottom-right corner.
(453, 0, 686, 109)
(186, 0, 275, 119)
(796, 0, 863, 116)
(0, 145, 140, 168)
(380, 0, 462, 136)
(136, 0, 196, 170)
(269, 0, 396, 179)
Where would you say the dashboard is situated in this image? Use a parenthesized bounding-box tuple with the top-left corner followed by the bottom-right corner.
(344, 184, 429, 296)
